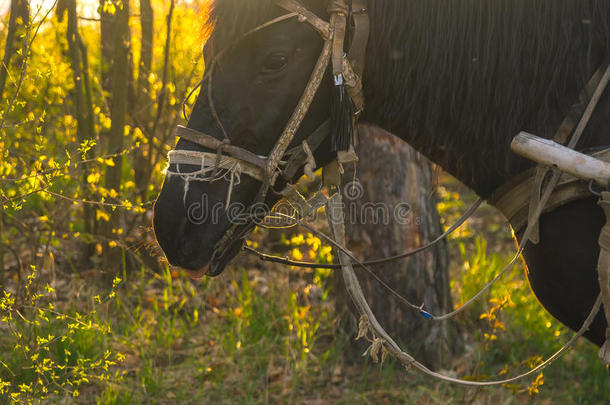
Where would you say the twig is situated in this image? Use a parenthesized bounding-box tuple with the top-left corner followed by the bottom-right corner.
(150, 0, 175, 140)
(1, 144, 139, 183)
(0, 1, 57, 131)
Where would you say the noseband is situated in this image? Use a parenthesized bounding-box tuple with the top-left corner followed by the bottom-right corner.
(166, 0, 369, 274)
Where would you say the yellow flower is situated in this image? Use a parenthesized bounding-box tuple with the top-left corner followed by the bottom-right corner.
(292, 248, 303, 261)
(96, 210, 110, 222)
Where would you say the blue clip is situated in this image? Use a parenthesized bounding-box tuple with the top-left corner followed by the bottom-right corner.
(419, 310, 433, 319)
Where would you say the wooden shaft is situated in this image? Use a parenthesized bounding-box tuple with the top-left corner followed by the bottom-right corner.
(511, 132, 610, 188)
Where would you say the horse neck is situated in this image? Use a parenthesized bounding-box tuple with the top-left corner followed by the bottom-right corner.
(359, 0, 608, 199)
(360, 79, 536, 200)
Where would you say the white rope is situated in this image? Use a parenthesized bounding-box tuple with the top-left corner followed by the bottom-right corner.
(166, 150, 242, 207)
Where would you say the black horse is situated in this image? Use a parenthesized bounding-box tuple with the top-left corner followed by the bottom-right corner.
(154, 0, 610, 346)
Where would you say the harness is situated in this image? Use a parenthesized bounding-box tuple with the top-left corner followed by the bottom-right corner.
(489, 63, 610, 363)
(489, 63, 610, 238)
(164, 0, 610, 385)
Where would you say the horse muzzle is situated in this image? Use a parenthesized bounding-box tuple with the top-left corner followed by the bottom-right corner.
(205, 222, 255, 277)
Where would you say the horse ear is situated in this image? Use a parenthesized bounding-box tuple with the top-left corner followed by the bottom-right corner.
(330, 74, 354, 153)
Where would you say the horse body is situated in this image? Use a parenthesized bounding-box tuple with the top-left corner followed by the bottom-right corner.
(153, 0, 610, 345)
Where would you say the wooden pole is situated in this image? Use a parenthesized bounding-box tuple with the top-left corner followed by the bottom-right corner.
(511, 132, 610, 187)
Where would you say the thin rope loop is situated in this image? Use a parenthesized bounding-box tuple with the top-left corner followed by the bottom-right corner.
(246, 197, 483, 269)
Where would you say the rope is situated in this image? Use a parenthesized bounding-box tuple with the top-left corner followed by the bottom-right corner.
(431, 171, 565, 320)
(259, 213, 426, 312)
(167, 151, 241, 207)
(324, 192, 603, 387)
(261, 164, 562, 321)
(236, 196, 601, 386)
(246, 197, 482, 269)
(254, 66, 609, 320)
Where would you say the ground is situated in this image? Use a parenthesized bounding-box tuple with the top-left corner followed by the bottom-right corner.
(1, 172, 608, 404)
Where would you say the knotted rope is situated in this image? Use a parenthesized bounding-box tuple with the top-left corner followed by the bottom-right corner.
(167, 150, 242, 209)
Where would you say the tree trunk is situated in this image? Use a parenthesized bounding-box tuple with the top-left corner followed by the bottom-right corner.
(0, 0, 29, 99)
(133, 0, 154, 202)
(136, 0, 153, 116)
(100, 0, 131, 276)
(99, 0, 113, 98)
(0, 211, 4, 288)
(58, 0, 96, 240)
(335, 125, 460, 369)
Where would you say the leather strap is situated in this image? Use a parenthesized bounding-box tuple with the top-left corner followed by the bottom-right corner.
(555, 63, 610, 146)
(168, 150, 266, 182)
(261, 34, 334, 198)
(175, 126, 267, 169)
(597, 192, 610, 364)
(348, 0, 369, 77)
(274, 0, 331, 39)
(329, 0, 348, 76)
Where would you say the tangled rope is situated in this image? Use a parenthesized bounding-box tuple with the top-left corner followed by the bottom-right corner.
(167, 150, 242, 208)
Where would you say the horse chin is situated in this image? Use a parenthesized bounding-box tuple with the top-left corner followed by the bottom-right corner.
(205, 240, 244, 277)
(185, 267, 208, 280)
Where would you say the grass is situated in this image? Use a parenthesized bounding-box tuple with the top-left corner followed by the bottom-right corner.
(1, 176, 609, 404)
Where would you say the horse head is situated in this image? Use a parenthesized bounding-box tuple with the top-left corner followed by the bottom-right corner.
(153, 0, 340, 277)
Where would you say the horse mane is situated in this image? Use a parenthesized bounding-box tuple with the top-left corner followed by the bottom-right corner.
(204, 1, 271, 49)
(364, 0, 610, 194)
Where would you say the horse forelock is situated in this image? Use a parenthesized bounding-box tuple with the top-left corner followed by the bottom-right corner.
(203, 0, 328, 57)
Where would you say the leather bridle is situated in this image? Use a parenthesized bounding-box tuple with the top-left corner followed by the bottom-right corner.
(166, 0, 369, 275)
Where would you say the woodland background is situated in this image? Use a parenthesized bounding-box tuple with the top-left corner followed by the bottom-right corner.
(0, 0, 608, 403)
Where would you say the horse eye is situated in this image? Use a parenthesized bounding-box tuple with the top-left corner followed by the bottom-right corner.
(262, 53, 288, 72)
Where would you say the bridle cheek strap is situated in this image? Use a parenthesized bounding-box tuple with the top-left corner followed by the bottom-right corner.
(275, 0, 331, 39)
(259, 27, 333, 200)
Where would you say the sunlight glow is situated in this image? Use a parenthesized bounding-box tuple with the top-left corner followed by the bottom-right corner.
(1, 0, 204, 19)
(1, 1, 99, 19)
